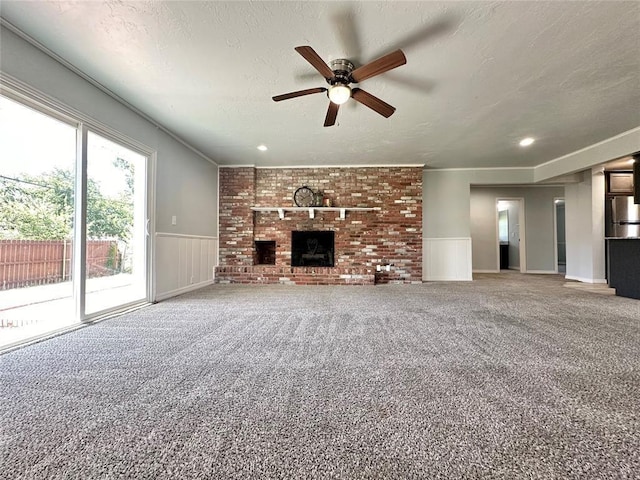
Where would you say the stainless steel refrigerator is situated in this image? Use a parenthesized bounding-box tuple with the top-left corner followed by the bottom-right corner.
(606, 196, 640, 238)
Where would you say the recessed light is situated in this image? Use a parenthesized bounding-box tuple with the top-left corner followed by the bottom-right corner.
(519, 137, 535, 147)
(257, 145, 268, 151)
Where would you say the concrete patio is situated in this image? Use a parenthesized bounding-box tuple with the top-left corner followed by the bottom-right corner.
(0, 274, 143, 348)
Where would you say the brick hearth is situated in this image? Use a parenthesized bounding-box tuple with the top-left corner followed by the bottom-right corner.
(216, 166, 422, 285)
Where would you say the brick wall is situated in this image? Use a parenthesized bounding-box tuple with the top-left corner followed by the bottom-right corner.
(218, 167, 255, 266)
(217, 167, 422, 284)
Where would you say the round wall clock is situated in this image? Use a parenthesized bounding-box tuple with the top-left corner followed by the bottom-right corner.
(294, 186, 315, 207)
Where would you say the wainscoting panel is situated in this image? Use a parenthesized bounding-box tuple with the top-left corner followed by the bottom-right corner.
(155, 233, 218, 301)
(423, 238, 473, 281)
(156, 235, 179, 295)
(178, 238, 189, 289)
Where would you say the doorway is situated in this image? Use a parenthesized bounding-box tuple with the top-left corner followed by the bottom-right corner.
(496, 199, 526, 272)
(554, 198, 566, 274)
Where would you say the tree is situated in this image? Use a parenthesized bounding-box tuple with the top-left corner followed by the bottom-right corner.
(0, 192, 69, 240)
(0, 167, 133, 240)
(113, 157, 135, 196)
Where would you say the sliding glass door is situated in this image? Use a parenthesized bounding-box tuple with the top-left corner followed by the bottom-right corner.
(0, 94, 151, 349)
(84, 132, 148, 315)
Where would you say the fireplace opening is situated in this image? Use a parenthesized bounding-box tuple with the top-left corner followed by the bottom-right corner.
(291, 231, 335, 267)
(254, 240, 276, 265)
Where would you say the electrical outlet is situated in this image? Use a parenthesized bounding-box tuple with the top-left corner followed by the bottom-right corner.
(171, 215, 177, 225)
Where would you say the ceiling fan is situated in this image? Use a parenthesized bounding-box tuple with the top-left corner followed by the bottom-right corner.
(272, 46, 406, 127)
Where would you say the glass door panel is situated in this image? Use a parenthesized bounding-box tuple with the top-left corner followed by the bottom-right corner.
(0, 96, 77, 347)
(84, 132, 147, 315)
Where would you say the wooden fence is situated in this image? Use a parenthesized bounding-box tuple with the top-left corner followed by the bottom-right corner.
(0, 239, 120, 290)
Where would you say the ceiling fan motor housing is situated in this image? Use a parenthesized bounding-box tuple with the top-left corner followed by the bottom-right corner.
(329, 59, 355, 86)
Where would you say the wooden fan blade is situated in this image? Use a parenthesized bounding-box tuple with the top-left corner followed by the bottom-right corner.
(272, 87, 327, 102)
(350, 50, 407, 83)
(368, 16, 456, 61)
(295, 46, 335, 80)
(351, 88, 396, 118)
(324, 102, 340, 127)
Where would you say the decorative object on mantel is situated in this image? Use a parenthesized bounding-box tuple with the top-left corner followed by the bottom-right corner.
(293, 186, 315, 207)
(313, 190, 324, 207)
(323, 197, 332, 207)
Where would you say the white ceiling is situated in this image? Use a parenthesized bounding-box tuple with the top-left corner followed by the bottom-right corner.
(1, 1, 639, 169)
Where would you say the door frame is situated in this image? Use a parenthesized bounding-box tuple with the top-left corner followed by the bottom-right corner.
(495, 197, 527, 273)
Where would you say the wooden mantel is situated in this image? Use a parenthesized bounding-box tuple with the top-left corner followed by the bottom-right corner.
(251, 206, 381, 220)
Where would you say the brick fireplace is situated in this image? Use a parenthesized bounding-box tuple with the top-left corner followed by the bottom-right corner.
(215, 166, 422, 285)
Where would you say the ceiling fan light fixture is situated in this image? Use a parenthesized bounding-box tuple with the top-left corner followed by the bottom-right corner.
(328, 84, 351, 105)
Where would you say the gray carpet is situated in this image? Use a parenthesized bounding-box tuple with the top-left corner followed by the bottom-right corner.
(1, 274, 639, 479)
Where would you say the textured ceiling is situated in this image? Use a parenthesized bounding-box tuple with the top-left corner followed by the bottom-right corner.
(1, 1, 639, 168)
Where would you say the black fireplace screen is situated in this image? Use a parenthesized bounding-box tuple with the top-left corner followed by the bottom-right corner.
(291, 231, 335, 267)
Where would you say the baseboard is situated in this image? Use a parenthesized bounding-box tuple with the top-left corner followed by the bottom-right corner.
(473, 269, 559, 275)
(426, 277, 473, 282)
(155, 280, 215, 302)
(565, 275, 608, 284)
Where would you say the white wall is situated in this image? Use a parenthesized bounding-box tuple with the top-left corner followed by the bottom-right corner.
(423, 168, 534, 280)
(0, 25, 219, 299)
(565, 169, 606, 283)
(470, 186, 564, 273)
(155, 135, 218, 236)
(423, 169, 535, 239)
